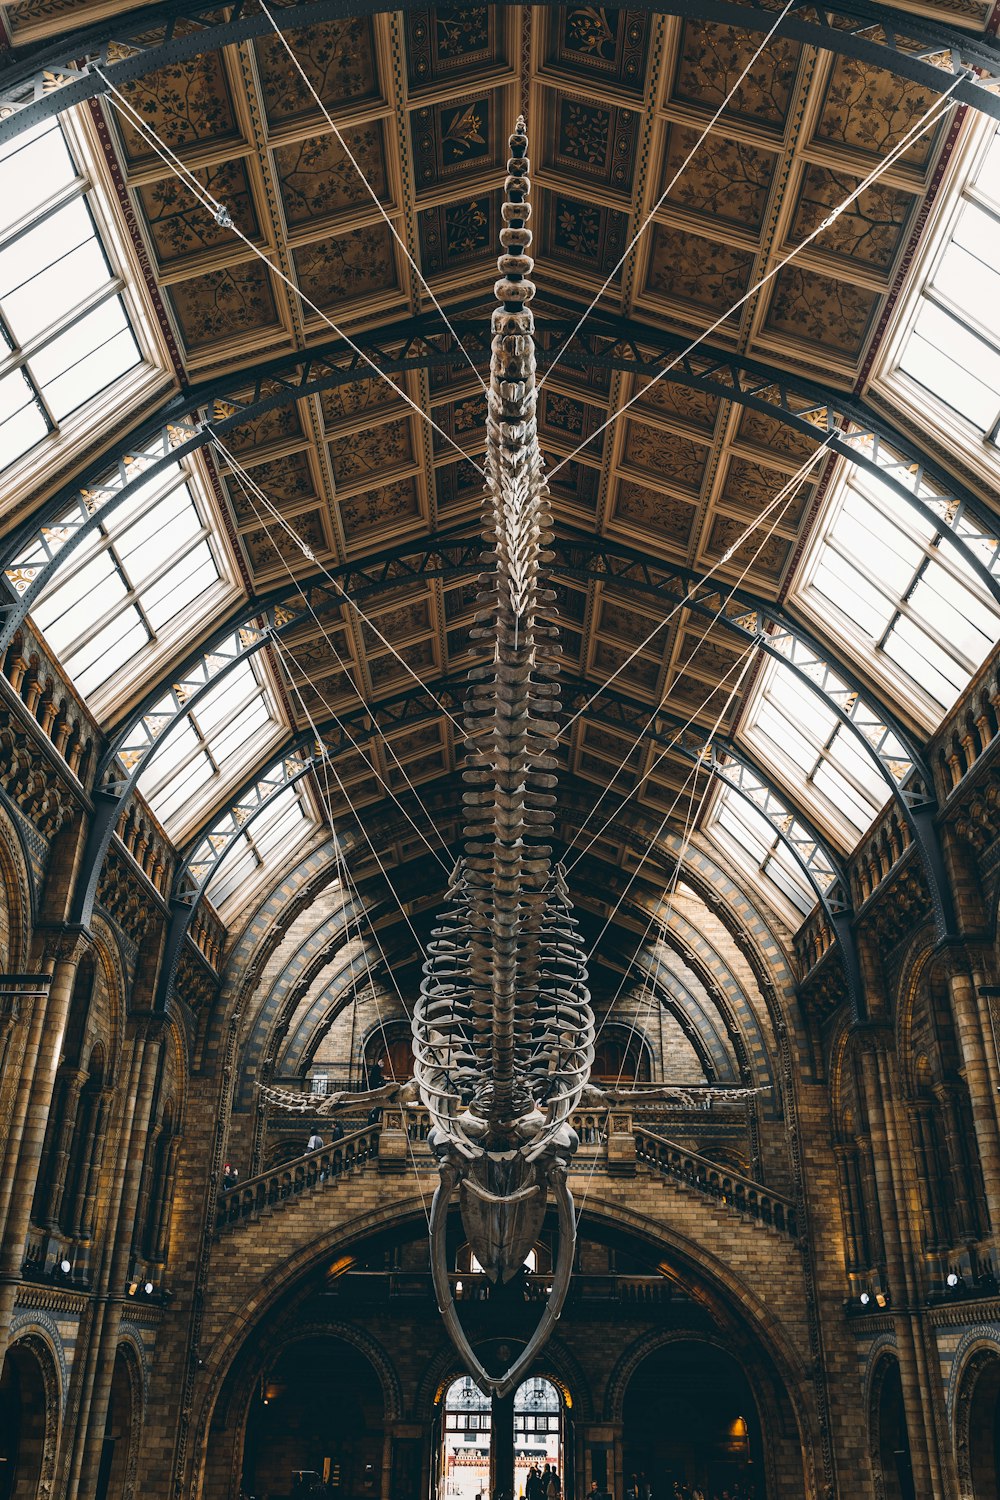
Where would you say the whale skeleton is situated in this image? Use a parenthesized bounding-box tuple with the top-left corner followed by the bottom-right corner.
(258, 118, 758, 1397)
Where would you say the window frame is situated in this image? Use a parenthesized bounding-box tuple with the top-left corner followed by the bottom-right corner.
(0, 106, 174, 520)
(873, 111, 1000, 492)
(704, 781, 819, 924)
(204, 779, 319, 916)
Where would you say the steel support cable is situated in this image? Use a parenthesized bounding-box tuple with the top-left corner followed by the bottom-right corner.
(548, 74, 969, 482)
(94, 69, 486, 478)
(563, 438, 826, 861)
(225, 444, 453, 871)
(538, 0, 798, 392)
(257, 0, 487, 398)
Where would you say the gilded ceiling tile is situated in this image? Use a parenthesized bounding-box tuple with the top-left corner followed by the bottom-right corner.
(544, 455, 601, 516)
(219, 396, 305, 457)
(360, 598, 432, 649)
(672, 629, 744, 685)
(282, 631, 352, 675)
(338, 476, 421, 540)
(611, 478, 698, 548)
(410, 93, 501, 191)
(701, 513, 791, 583)
(387, 750, 444, 787)
(443, 580, 480, 620)
(734, 404, 817, 459)
(432, 393, 487, 454)
(598, 597, 663, 648)
(632, 378, 720, 435)
(621, 418, 708, 494)
(551, 582, 588, 625)
(242, 506, 328, 575)
(166, 259, 280, 353)
(538, 388, 604, 448)
(115, 53, 242, 164)
(321, 374, 405, 429)
(542, 7, 650, 93)
(405, 7, 502, 90)
(447, 625, 476, 663)
(369, 637, 436, 688)
(273, 122, 389, 231)
(657, 125, 778, 232)
(137, 159, 260, 269)
(419, 191, 499, 276)
(288, 669, 355, 721)
(672, 22, 800, 128)
(718, 454, 812, 528)
(435, 457, 482, 515)
(254, 19, 380, 128)
(813, 58, 942, 168)
(763, 265, 880, 357)
(541, 194, 628, 274)
(666, 671, 742, 725)
(787, 164, 915, 270)
(561, 627, 584, 666)
(644, 223, 755, 311)
(583, 725, 643, 766)
(328, 417, 416, 488)
(592, 640, 662, 695)
(292, 224, 398, 312)
(224, 451, 317, 526)
(579, 752, 636, 791)
(541, 94, 639, 197)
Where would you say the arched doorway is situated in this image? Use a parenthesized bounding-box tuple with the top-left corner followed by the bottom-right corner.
(95, 1346, 137, 1500)
(439, 1376, 491, 1500)
(515, 1378, 563, 1496)
(957, 1350, 1000, 1499)
(0, 1336, 57, 1500)
(871, 1359, 915, 1500)
(241, 1335, 386, 1499)
(622, 1340, 762, 1497)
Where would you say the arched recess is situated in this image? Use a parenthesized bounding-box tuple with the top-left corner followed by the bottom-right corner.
(95, 1342, 142, 1500)
(0, 1331, 61, 1500)
(955, 1343, 1000, 1499)
(202, 1321, 402, 1500)
(868, 1354, 916, 1500)
(617, 1334, 771, 1498)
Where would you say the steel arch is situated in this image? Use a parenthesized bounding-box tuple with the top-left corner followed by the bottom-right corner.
(0, 0, 998, 152)
(4, 311, 1000, 650)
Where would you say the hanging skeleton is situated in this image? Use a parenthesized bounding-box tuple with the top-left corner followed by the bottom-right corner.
(258, 120, 757, 1397)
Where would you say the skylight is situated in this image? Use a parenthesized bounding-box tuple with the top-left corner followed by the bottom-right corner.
(0, 119, 142, 476)
(29, 461, 227, 705)
(706, 785, 817, 920)
(739, 658, 894, 851)
(206, 783, 314, 911)
(795, 463, 1000, 723)
(136, 656, 287, 838)
(888, 120, 1000, 445)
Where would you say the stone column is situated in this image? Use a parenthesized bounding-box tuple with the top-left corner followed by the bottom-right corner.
(0, 935, 84, 1368)
(833, 1145, 862, 1273)
(946, 962, 1000, 1236)
(907, 1102, 947, 1253)
(858, 1041, 947, 1498)
(933, 1082, 977, 1241)
(62, 1017, 162, 1500)
(41, 1066, 86, 1232)
(70, 1087, 112, 1241)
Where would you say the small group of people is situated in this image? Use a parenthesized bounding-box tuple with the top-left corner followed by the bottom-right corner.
(524, 1464, 561, 1500)
(667, 1482, 757, 1500)
(305, 1121, 344, 1152)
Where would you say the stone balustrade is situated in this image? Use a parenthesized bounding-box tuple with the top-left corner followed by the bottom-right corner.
(634, 1127, 798, 1239)
(216, 1123, 380, 1230)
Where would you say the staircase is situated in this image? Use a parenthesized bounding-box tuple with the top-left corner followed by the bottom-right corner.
(215, 1122, 382, 1233)
(634, 1126, 799, 1239)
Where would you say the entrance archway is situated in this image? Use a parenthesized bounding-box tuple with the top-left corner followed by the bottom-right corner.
(440, 1377, 492, 1500)
(0, 1336, 58, 1500)
(956, 1349, 1000, 1499)
(622, 1339, 762, 1497)
(241, 1335, 386, 1499)
(871, 1358, 915, 1500)
(515, 1378, 563, 1497)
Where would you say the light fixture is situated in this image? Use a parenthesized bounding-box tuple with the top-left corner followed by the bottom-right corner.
(859, 1292, 870, 1305)
(875, 1292, 888, 1307)
(128, 1282, 138, 1296)
(144, 1281, 154, 1295)
(59, 1258, 71, 1274)
(947, 1272, 959, 1287)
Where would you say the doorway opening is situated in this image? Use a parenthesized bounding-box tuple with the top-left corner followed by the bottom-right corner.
(441, 1377, 492, 1500)
(515, 1378, 563, 1497)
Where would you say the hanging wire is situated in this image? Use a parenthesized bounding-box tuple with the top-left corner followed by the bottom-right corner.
(537, 0, 798, 392)
(258, 0, 488, 397)
(94, 68, 487, 478)
(547, 74, 968, 481)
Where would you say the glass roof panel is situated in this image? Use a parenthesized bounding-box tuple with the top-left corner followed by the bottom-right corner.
(0, 120, 76, 223)
(205, 784, 314, 911)
(708, 787, 815, 917)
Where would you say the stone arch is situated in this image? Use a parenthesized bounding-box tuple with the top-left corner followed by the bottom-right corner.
(1, 1329, 62, 1498)
(201, 1319, 403, 1500)
(0, 802, 31, 970)
(101, 1340, 144, 1500)
(414, 1332, 594, 1426)
(952, 1333, 1000, 1498)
